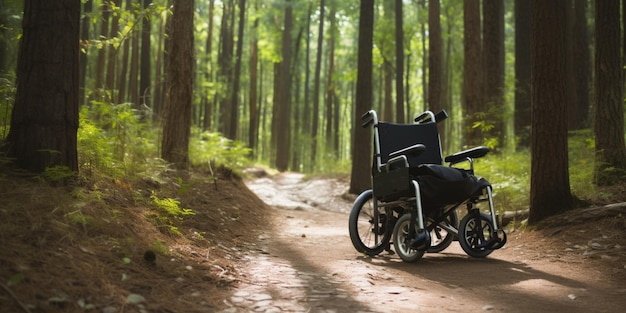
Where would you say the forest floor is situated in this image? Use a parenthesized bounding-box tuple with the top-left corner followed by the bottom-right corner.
(1, 167, 626, 312)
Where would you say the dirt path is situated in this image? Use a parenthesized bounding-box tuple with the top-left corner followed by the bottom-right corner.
(220, 173, 626, 313)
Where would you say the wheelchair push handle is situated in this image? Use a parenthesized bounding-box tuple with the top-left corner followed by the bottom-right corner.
(361, 110, 378, 128)
(414, 109, 448, 124)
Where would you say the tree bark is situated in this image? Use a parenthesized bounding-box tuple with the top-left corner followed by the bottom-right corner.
(161, 0, 194, 168)
(349, 0, 374, 194)
(463, 0, 483, 146)
(395, 0, 405, 122)
(483, 0, 505, 146)
(529, 0, 573, 224)
(7, 0, 80, 173)
(140, 0, 153, 111)
(428, 0, 442, 116)
(514, 0, 531, 149)
(594, 0, 626, 185)
(311, 0, 325, 168)
(275, 0, 293, 172)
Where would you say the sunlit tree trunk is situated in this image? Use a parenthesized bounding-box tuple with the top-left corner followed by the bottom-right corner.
(161, 0, 194, 168)
(7, 0, 80, 173)
(529, 0, 573, 224)
(229, 0, 246, 140)
(594, 0, 626, 186)
(349, 0, 374, 194)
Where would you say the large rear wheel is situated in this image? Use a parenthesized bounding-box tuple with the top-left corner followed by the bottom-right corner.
(348, 190, 392, 256)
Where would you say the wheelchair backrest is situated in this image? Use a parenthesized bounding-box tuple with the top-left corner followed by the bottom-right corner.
(376, 121, 443, 169)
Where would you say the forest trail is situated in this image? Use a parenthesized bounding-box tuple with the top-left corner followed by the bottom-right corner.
(215, 172, 626, 313)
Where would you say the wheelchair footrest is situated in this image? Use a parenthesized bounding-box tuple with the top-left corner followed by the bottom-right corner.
(410, 231, 431, 251)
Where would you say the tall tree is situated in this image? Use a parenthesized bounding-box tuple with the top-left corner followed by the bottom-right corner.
(529, 0, 573, 224)
(566, 0, 590, 130)
(325, 4, 337, 154)
(349, 0, 374, 194)
(248, 1, 259, 154)
(395, 0, 405, 122)
(140, 0, 153, 111)
(275, 0, 293, 172)
(462, 0, 482, 146)
(217, 0, 235, 137)
(6, 0, 80, 173)
(202, 0, 215, 130)
(514, 0, 531, 148)
(594, 0, 626, 185)
(483, 0, 505, 146)
(79, 0, 92, 107)
(229, 0, 246, 140)
(161, 0, 194, 168)
(311, 0, 325, 167)
(428, 0, 442, 115)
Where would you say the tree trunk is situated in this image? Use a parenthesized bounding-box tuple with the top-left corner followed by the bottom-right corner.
(7, 0, 80, 173)
(571, 0, 590, 129)
(395, 0, 405, 122)
(514, 0, 531, 149)
(594, 0, 626, 186)
(105, 0, 121, 94)
(529, 0, 573, 224)
(140, 0, 153, 112)
(248, 4, 259, 155)
(161, 0, 194, 168)
(202, 0, 215, 130)
(218, 0, 235, 137)
(95, 1, 110, 91)
(483, 0, 505, 146)
(428, 0, 442, 116)
(79, 0, 92, 107)
(229, 0, 246, 140)
(275, 0, 293, 172)
(311, 0, 325, 168)
(349, 0, 374, 195)
(463, 0, 483, 146)
(325, 5, 337, 155)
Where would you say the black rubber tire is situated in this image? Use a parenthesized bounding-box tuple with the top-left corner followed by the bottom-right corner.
(427, 210, 458, 253)
(458, 212, 495, 258)
(392, 214, 426, 263)
(348, 190, 391, 256)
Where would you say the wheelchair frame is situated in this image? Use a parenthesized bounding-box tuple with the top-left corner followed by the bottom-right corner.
(348, 109, 507, 262)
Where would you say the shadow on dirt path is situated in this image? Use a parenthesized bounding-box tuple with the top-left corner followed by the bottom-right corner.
(218, 172, 626, 313)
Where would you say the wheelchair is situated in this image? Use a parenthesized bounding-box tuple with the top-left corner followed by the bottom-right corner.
(348, 109, 507, 262)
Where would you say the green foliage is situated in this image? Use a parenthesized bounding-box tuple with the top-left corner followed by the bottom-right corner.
(150, 192, 195, 218)
(41, 165, 77, 182)
(0, 73, 15, 140)
(474, 152, 530, 213)
(189, 128, 253, 170)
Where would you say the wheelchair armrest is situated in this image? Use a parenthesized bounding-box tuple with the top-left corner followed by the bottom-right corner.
(384, 144, 426, 171)
(389, 144, 426, 159)
(444, 146, 490, 164)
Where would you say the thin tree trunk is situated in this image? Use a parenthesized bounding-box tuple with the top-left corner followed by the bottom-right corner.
(395, 0, 405, 122)
(514, 0, 531, 148)
(79, 0, 92, 107)
(140, 0, 153, 112)
(463, 0, 482, 146)
(311, 0, 325, 168)
(248, 2, 259, 154)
